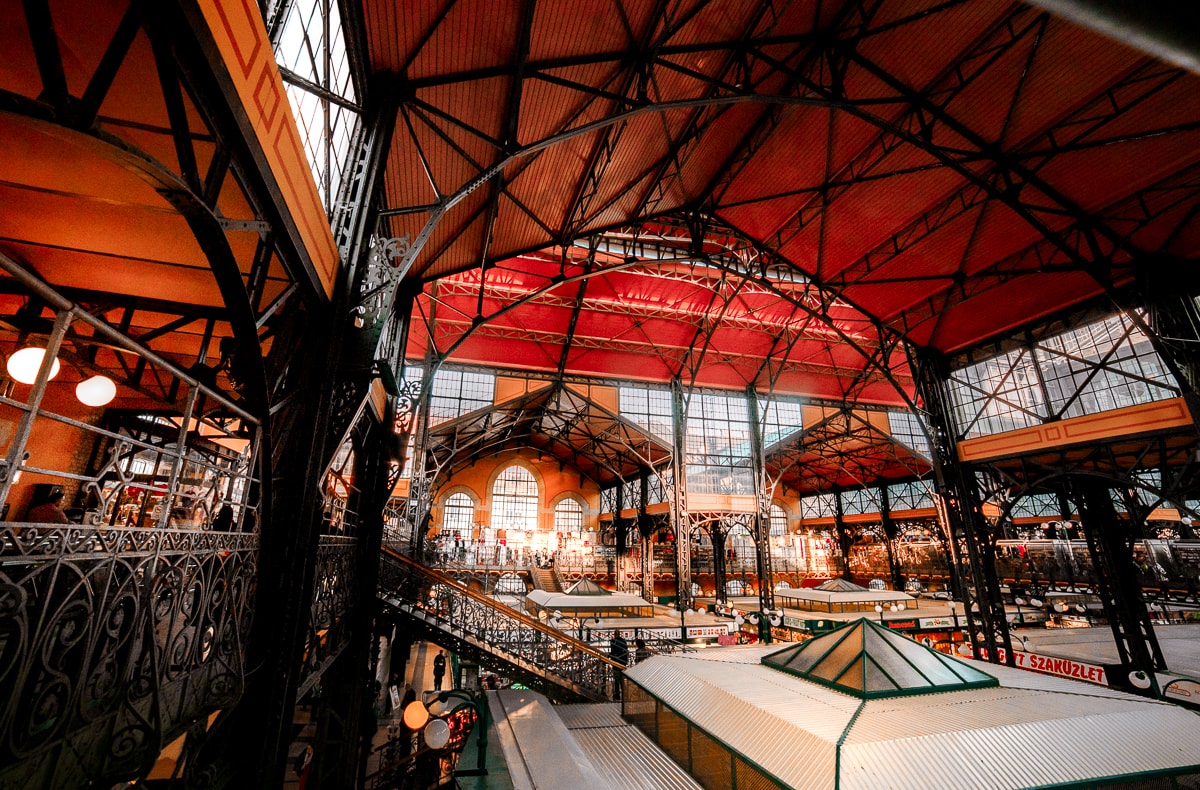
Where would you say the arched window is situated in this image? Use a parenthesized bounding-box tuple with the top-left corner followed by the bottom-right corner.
(554, 498, 584, 535)
(769, 504, 788, 537)
(492, 465, 539, 532)
(443, 492, 474, 537)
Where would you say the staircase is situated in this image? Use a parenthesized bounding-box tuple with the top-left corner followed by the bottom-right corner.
(378, 547, 619, 702)
(532, 565, 563, 592)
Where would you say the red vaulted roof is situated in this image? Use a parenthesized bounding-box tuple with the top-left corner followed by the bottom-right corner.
(362, 0, 1200, 408)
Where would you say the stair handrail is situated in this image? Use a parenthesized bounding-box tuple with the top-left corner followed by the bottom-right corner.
(380, 546, 621, 667)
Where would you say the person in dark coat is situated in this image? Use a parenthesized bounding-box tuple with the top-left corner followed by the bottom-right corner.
(212, 504, 235, 531)
(432, 651, 447, 690)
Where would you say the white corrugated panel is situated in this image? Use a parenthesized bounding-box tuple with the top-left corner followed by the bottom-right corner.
(776, 587, 915, 606)
(840, 705, 1200, 790)
(679, 645, 770, 664)
(627, 647, 1200, 790)
(845, 687, 1151, 743)
(556, 703, 626, 729)
(626, 653, 859, 789)
(569, 718, 704, 789)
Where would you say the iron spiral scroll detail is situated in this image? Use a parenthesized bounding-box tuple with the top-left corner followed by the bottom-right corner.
(0, 525, 257, 788)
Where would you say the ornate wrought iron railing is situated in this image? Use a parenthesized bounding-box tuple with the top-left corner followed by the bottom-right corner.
(378, 548, 620, 701)
(0, 524, 256, 788)
(298, 534, 357, 696)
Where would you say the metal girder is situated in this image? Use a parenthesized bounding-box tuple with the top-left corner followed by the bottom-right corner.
(911, 345, 1012, 666)
(900, 163, 1200, 341)
(670, 376, 692, 610)
(1071, 475, 1168, 694)
(419, 385, 670, 487)
(476, 0, 536, 291)
(745, 385, 775, 629)
(375, 0, 1200, 369)
(418, 221, 915, 402)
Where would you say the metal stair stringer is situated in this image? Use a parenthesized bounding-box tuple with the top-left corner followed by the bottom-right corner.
(378, 547, 619, 702)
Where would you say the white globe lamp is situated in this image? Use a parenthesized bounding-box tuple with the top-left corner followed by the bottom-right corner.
(76, 375, 117, 407)
(7, 347, 60, 384)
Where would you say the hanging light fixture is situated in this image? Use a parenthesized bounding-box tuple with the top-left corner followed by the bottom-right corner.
(6, 347, 60, 384)
(75, 375, 117, 407)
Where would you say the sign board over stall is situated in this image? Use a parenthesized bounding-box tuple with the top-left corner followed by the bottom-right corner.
(969, 646, 1108, 686)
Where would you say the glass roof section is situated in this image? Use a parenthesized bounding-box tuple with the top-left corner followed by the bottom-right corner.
(763, 618, 998, 699)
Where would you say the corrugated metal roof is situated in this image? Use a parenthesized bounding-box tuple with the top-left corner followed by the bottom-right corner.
(840, 706, 1200, 790)
(556, 703, 704, 790)
(568, 717, 704, 790)
(555, 703, 626, 730)
(627, 646, 1200, 790)
(626, 652, 857, 790)
(776, 586, 916, 605)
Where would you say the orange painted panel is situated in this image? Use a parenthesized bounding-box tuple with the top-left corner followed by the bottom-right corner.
(957, 397, 1193, 462)
(194, 0, 339, 298)
(494, 376, 527, 404)
(591, 385, 619, 413)
(494, 376, 551, 404)
(369, 379, 388, 423)
(686, 493, 758, 513)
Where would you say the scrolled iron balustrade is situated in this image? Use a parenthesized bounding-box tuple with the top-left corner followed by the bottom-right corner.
(0, 523, 256, 788)
(298, 535, 358, 695)
(378, 549, 619, 701)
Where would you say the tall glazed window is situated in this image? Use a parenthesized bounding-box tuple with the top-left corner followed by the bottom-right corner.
(272, 0, 359, 213)
(492, 465, 539, 532)
(442, 492, 474, 536)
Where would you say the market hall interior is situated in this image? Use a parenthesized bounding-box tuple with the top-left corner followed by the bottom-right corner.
(3, 0, 1200, 787)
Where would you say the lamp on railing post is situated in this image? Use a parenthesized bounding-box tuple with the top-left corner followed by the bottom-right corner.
(402, 689, 490, 779)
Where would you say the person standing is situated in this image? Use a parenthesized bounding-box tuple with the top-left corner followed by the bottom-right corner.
(432, 651, 447, 691)
(610, 633, 628, 701)
(634, 638, 651, 665)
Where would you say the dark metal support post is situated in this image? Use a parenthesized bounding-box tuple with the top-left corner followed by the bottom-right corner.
(745, 385, 775, 640)
(407, 353, 435, 557)
(879, 485, 905, 592)
(638, 474, 655, 603)
(1072, 475, 1166, 694)
(912, 347, 1014, 665)
(670, 377, 692, 610)
(712, 522, 729, 604)
(614, 483, 628, 592)
(312, 418, 393, 789)
(834, 491, 854, 581)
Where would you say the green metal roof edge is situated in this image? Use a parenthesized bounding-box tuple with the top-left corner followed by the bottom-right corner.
(834, 700, 868, 790)
(762, 623, 859, 683)
(763, 618, 998, 698)
(1025, 762, 1200, 789)
(622, 676, 793, 790)
(767, 656, 998, 699)
(862, 621, 1000, 691)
